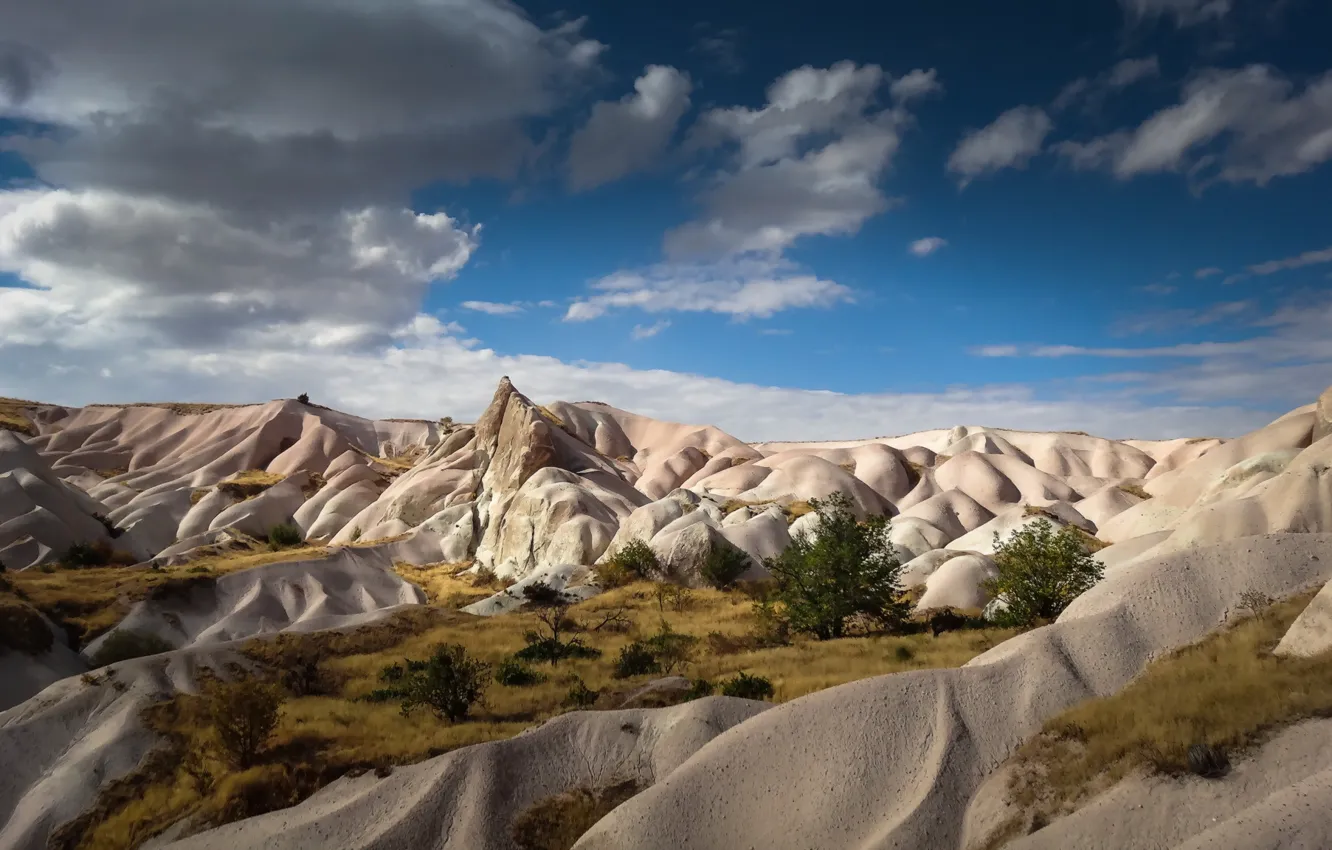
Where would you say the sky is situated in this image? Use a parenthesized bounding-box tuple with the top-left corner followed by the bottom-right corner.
(0, 0, 1330, 441)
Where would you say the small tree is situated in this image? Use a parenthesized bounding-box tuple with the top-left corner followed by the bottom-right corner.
(720, 672, 774, 701)
(296, 393, 310, 405)
(206, 679, 285, 769)
(599, 539, 661, 583)
(762, 492, 907, 640)
(701, 542, 750, 590)
(515, 605, 601, 665)
(398, 643, 490, 722)
(983, 518, 1104, 629)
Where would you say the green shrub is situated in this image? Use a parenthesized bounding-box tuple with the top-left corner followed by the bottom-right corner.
(601, 539, 661, 582)
(267, 523, 303, 549)
(396, 643, 490, 722)
(613, 640, 660, 679)
(495, 657, 547, 687)
(90, 629, 174, 667)
(983, 518, 1105, 629)
(720, 672, 775, 701)
(205, 679, 285, 769)
(686, 678, 715, 699)
(762, 492, 908, 640)
(701, 542, 751, 590)
(62, 541, 114, 568)
(521, 581, 571, 608)
(562, 677, 600, 709)
(749, 599, 792, 648)
(515, 635, 602, 665)
(296, 393, 310, 405)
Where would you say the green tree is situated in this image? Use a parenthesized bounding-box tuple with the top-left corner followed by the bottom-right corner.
(762, 492, 907, 640)
(983, 518, 1105, 628)
(700, 541, 751, 590)
(205, 679, 285, 769)
(398, 643, 490, 722)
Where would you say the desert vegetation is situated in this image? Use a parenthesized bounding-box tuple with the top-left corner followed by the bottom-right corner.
(983, 518, 1105, 629)
(980, 587, 1332, 846)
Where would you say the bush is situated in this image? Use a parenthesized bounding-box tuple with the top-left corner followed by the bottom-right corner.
(749, 599, 792, 647)
(613, 640, 660, 679)
(762, 492, 908, 640)
(701, 542, 751, 590)
(720, 672, 775, 701)
(90, 629, 174, 667)
(267, 523, 303, 549)
(510, 780, 642, 850)
(296, 393, 310, 405)
(1186, 743, 1230, 779)
(0, 601, 53, 655)
(894, 644, 914, 662)
(521, 581, 572, 608)
(495, 657, 547, 687)
(600, 539, 660, 582)
(593, 559, 635, 589)
(396, 643, 490, 722)
(205, 679, 285, 769)
(515, 635, 602, 665)
(563, 677, 600, 709)
(61, 541, 115, 568)
(686, 678, 715, 699)
(983, 519, 1105, 629)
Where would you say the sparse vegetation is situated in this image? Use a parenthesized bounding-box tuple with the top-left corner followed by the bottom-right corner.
(393, 643, 490, 722)
(983, 518, 1105, 629)
(217, 469, 286, 500)
(206, 678, 285, 769)
(296, 393, 310, 405)
(763, 492, 908, 640)
(90, 629, 174, 667)
(990, 588, 1328, 844)
(0, 397, 39, 436)
(597, 539, 661, 584)
(0, 598, 54, 655)
(1117, 482, 1153, 500)
(61, 540, 136, 569)
(64, 581, 1014, 848)
(700, 541, 751, 590)
(510, 779, 642, 850)
(495, 657, 547, 687)
(267, 522, 303, 549)
(720, 671, 775, 701)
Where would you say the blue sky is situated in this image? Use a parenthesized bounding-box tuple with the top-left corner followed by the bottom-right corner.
(0, 0, 1329, 439)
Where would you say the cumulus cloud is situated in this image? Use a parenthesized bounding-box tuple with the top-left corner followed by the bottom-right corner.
(567, 65, 692, 191)
(1054, 65, 1332, 188)
(666, 61, 918, 258)
(1054, 56, 1160, 113)
(564, 257, 853, 321)
(909, 237, 947, 257)
(890, 69, 944, 103)
(947, 106, 1053, 186)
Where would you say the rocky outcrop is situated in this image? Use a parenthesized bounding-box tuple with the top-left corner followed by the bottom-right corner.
(1316, 385, 1332, 442)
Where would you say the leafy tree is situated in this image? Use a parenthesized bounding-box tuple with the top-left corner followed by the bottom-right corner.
(762, 492, 907, 640)
(983, 518, 1105, 629)
(700, 541, 751, 590)
(397, 643, 490, 722)
(205, 679, 285, 769)
(598, 539, 661, 585)
(296, 393, 310, 405)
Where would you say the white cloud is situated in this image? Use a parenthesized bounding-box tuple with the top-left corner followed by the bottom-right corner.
(1055, 56, 1160, 113)
(947, 106, 1053, 186)
(566, 65, 692, 191)
(970, 345, 1020, 357)
(1195, 266, 1224, 279)
(1054, 65, 1332, 188)
(631, 320, 670, 340)
(889, 69, 944, 103)
(1108, 56, 1163, 89)
(565, 257, 853, 321)
(1110, 300, 1255, 335)
(667, 61, 915, 258)
(909, 237, 947, 257)
(1140, 283, 1178, 294)
(1118, 0, 1231, 27)
(461, 301, 524, 315)
(1247, 244, 1332, 275)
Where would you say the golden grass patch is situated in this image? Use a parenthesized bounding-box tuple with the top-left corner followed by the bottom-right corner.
(983, 588, 1330, 845)
(85, 402, 244, 415)
(390, 560, 491, 607)
(7, 545, 326, 647)
(0, 397, 38, 436)
(65, 581, 1016, 848)
(217, 470, 286, 500)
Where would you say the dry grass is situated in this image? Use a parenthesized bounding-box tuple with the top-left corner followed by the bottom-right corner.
(94, 468, 131, 479)
(1116, 483, 1153, 500)
(987, 588, 1330, 844)
(390, 560, 491, 608)
(0, 397, 39, 436)
(85, 402, 244, 415)
(217, 470, 286, 500)
(7, 544, 326, 647)
(783, 500, 815, 522)
(67, 582, 1017, 848)
(536, 405, 565, 428)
